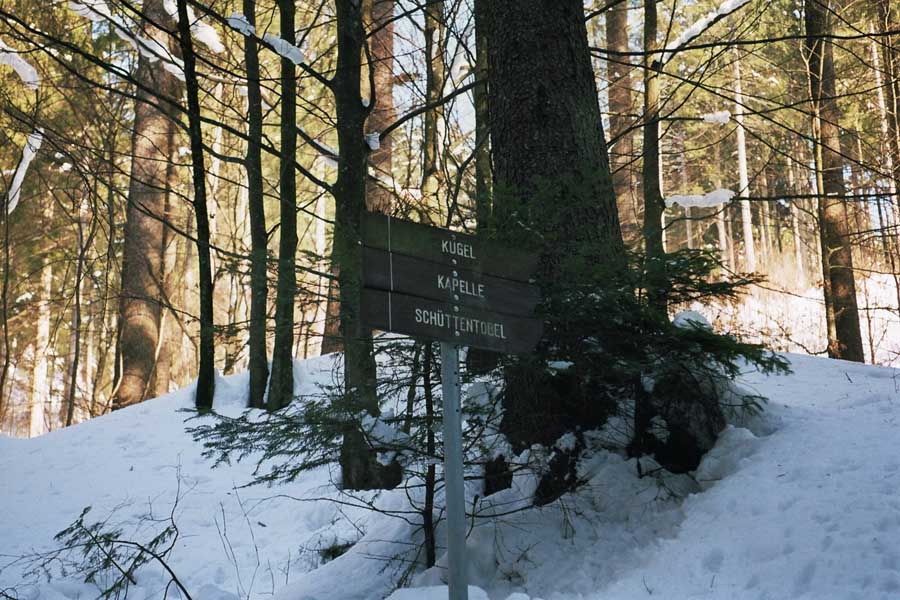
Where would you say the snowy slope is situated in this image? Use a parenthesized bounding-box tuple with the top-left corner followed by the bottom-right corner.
(2, 352, 899, 600)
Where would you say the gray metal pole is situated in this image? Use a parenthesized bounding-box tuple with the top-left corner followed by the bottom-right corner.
(440, 342, 467, 600)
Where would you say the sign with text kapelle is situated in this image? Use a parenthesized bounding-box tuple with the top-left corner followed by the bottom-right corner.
(361, 213, 542, 353)
(363, 248, 540, 317)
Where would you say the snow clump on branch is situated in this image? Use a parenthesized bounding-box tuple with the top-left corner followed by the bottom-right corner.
(665, 188, 736, 208)
(701, 110, 731, 124)
(0, 39, 39, 90)
(660, 0, 752, 64)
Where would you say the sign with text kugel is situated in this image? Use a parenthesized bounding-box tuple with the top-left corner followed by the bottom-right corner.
(360, 213, 542, 353)
(362, 212, 539, 281)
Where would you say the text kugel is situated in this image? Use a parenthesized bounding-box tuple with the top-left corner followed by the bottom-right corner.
(441, 238, 476, 259)
(437, 274, 485, 298)
(414, 308, 508, 339)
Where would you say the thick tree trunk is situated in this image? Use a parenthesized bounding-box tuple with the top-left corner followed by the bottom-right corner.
(113, 0, 180, 409)
(176, 0, 216, 409)
(268, 0, 299, 411)
(642, 0, 666, 312)
(243, 0, 269, 408)
(485, 0, 624, 501)
(485, 0, 624, 270)
(473, 0, 492, 225)
(805, 0, 864, 362)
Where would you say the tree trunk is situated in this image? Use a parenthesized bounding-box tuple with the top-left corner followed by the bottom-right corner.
(642, 0, 666, 312)
(30, 204, 53, 436)
(176, 0, 216, 409)
(714, 144, 731, 271)
(805, 0, 865, 362)
(421, 0, 445, 211)
(364, 0, 395, 212)
(244, 0, 269, 408)
(485, 0, 624, 272)
(606, 0, 637, 245)
(878, 1, 900, 213)
(473, 0, 492, 225)
(484, 0, 624, 499)
(65, 198, 87, 426)
(334, 0, 399, 490)
(113, 0, 181, 409)
(734, 53, 756, 272)
(268, 0, 299, 411)
(787, 157, 805, 281)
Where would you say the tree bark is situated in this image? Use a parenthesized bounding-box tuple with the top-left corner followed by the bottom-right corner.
(113, 0, 181, 409)
(30, 202, 53, 435)
(473, 0, 492, 225)
(243, 0, 269, 408)
(485, 0, 624, 273)
(805, 0, 865, 362)
(363, 0, 395, 212)
(65, 198, 88, 426)
(420, 0, 444, 208)
(334, 0, 399, 490)
(642, 0, 666, 313)
(606, 0, 637, 244)
(176, 0, 216, 409)
(268, 0, 299, 411)
(734, 53, 756, 272)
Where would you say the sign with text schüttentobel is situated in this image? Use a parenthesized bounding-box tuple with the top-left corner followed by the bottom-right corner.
(361, 213, 542, 353)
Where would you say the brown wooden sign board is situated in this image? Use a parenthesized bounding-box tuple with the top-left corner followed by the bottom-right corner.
(362, 288, 543, 354)
(363, 248, 540, 318)
(362, 212, 539, 282)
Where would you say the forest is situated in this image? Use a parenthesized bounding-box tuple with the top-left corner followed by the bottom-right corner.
(0, 0, 896, 435)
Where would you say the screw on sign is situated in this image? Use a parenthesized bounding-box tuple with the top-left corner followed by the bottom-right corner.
(361, 213, 542, 600)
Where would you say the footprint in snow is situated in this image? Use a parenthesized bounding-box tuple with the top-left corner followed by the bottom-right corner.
(702, 548, 724, 573)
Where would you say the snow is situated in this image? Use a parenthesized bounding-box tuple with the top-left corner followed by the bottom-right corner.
(6, 128, 43, 214)
(3, 350, 900, 599)
(365, 132, 381, 151)
(68, 0, 224, 80)
(701, 110, 731, 124)
(661, 0, 752, 64)
(0, 39, 42, 214)
(665, 187, 735, 208)
(0, 39, 39, 90)
(673, 309, 712, 330)
(227, 12, 256, 37)
(162, 0, 225, 54)
(386, 586, 490, 600)
(263, 33, 304, 65)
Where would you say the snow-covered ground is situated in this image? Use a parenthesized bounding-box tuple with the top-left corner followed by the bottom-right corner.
(700, 274, 900, 367)
(2, 351, 899, 599)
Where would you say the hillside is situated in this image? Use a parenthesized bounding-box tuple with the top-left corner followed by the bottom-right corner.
(2, 352, 899, 599)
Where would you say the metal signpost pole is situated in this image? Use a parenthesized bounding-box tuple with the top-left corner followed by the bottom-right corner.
(440, 341, 467, 600)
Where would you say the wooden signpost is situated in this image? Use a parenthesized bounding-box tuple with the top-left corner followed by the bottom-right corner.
(360, 212, 542, 600)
